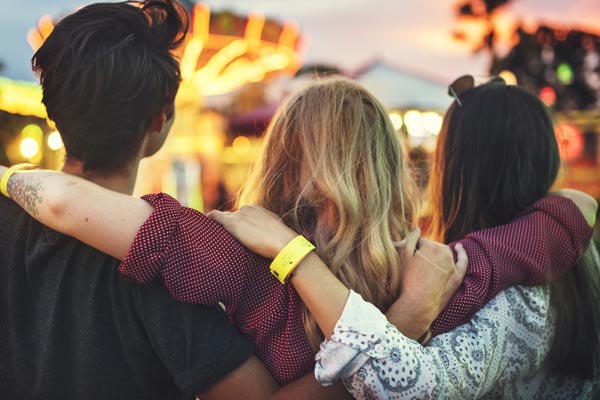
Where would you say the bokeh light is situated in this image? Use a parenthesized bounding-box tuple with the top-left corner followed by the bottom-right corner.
(47, 131, 63, 151)
(555, 123, 584, 161)
(556, 62, 574, 85)
(499, 70, 517, 85)
(232, 136, 251, 155)
(404, 110, 425, 137)
(388, 112, 403, 131)
(539, 86, 556, 106)
(20, 137, 40, 159)
(422, 112, 443, 136)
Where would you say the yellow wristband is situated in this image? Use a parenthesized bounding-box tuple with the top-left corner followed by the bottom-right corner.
(0, 163, 38, 198)
(270, 235, 316, 284)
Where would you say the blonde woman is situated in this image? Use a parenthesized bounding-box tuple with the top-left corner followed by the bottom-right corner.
(0, 78, 592, 385)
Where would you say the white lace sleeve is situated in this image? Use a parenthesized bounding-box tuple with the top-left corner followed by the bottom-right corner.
(315, 287, 568, 399)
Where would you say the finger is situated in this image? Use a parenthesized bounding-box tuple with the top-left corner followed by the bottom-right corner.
(206, 209, 228, 224)
(454, 243, 468, 279)
(414, 240, 453, 275)
(401, 227, 421, 257)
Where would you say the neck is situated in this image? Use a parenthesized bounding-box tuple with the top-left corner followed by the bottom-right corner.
(61, 159, 140, 195)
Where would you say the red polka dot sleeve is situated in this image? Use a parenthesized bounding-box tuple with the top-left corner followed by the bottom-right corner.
(431, 195, 593, 335)
(117, 192, 591, 382)
(119, 193, 266, 313)
(118, 193, 315, 384)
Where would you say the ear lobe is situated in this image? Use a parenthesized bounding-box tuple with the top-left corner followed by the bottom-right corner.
(148, 110, 167, 134)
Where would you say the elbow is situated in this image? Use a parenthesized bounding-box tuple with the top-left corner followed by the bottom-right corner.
(45, 186, 69, 221)
(44, 179, 81, 226)
(46, 192, 67, 221)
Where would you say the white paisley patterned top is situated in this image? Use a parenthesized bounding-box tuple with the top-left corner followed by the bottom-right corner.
(315, 286, 597, 399)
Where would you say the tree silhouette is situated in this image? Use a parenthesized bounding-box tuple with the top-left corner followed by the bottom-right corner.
(453, 0, 600, 111)
(491, 27, 600, 110)
(453, 0, 512, 54)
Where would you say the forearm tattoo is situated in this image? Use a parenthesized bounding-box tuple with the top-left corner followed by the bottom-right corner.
(8, 173, 44, 217)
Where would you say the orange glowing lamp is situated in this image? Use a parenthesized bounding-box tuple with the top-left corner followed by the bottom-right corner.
(555, 123, 584, 162)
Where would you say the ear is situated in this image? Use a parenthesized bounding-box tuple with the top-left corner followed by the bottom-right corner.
(147, 108, 168, 134)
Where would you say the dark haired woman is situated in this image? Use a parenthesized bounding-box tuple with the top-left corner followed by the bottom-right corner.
(427, 76, 600, 387)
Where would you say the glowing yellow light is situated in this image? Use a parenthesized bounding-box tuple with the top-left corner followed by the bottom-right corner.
(199, 135, 223, 155)
(27, 15, 55, 52)
(38, 15, 54, 39)
(192, 39, 249, 89)
(279, 22, 299, 49)
(245, 14, 265, 50)
(22, 124, 44, 140)
(27, 28, 45, 52)
(47, 131, 63, 151)
(499, 70, 517, 85)
(404, 110, 426, 137)
(256, 53, 290, 70)
(232, 136, 251, 155)
(422, 112, 443, 136)
(181, 37, 204, 81)
(0, 78, 47, 118)
(177, 7, 302, 96)
(192, 3, 210, 42)
(20, 137, 40, 159)
(389, 112, 403, 131)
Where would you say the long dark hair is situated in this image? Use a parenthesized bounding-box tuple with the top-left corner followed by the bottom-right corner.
(428, 78, 600, 379)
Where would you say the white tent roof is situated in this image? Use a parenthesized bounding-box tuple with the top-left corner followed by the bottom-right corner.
(354, 61, 452, 110)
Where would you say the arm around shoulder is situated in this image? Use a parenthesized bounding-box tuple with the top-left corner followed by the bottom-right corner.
(6, 170, 152, 260)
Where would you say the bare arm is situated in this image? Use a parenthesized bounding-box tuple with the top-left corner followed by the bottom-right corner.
(208, 205, 467, 340)
(4, 170, 151, 260)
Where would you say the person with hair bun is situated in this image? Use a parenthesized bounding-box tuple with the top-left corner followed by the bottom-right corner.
(0, 1, 315, 399)
(1, 77, 593, 394)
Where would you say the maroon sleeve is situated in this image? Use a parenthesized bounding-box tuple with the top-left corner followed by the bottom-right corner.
(431, 195, 593, 335)
(118, 193, 266, 314)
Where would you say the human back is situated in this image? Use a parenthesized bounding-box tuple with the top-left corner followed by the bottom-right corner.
(0, 196, 253, 399)
(0, 0, 261, 398)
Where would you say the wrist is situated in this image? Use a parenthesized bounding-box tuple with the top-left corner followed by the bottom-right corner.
(386, 296, 433, 340)
(269, 231, 298, 259)
(0, 163, 38, 198)
(269, 235, 315, 284)
(289, 252, 319, 281)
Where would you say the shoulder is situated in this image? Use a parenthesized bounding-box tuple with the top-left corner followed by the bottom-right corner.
(430, 286, 551, 352)
(137, 193, 257, 261)
(472, 286, 550, 330)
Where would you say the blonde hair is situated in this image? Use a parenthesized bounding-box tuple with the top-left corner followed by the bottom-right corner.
(237, 77, 418, 349)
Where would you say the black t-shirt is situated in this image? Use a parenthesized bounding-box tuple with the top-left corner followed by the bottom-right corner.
(0, 196, 254, 399)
